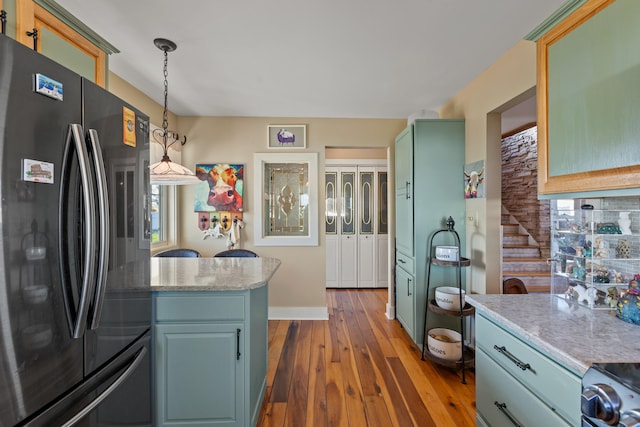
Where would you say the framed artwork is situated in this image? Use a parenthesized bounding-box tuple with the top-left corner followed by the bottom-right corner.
(267, 125, 306, 149)
(194, 163, 244, 212)
(253, 152, 318, 246)
(464, 160, 485, 199)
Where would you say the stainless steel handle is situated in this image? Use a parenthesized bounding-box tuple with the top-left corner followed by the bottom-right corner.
(494, 402, 523, 427)
(61, 346, 147, 427)
(236, 328, 241, 360)
(407, 278, 412, 296)
(405, 181, 411, 199)
(493, 345, 532, 372)
(60, 124, 97, 339)
(86, 129, 110, 330)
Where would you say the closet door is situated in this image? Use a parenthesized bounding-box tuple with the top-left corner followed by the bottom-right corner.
(376, 170, 389, 288)
(357, 169, 375, 288)
(339, 168, 357, 288)
(325, 169, 339, 288)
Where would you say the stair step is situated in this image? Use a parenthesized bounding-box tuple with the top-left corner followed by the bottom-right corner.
(502, 258, 549, 273)
(503, 245, 541, 258)
(502, 271, 550, 277)
(503, 234, 530, 245)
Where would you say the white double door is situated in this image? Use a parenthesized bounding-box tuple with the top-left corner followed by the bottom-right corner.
(325, 165, 388, 288)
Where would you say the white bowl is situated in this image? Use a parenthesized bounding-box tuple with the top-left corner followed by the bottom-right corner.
(427, 328, 462, 361)
(25, 246, 46, 261)
(22, 285, 49, 304)
(435, 286, 466, 311)
(22, 324, 53, 350)
(435, 246, 458, 261)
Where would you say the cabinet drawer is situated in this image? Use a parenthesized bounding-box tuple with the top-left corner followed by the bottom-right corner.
(476, 348, 572, 427)
(155, 294, 246, 322)
(476, 315, 580, 425)
(395, 251, 414, 274)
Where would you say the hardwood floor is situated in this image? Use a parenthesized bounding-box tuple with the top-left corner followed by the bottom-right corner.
(257, 289, 476, 426)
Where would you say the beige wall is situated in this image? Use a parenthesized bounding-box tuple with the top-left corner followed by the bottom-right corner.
(440, 39, 538, 294)
(176, 117, 405, 310)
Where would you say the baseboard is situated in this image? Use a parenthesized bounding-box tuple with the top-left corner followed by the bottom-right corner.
(385, 303, 395, 320)
(268, 306, 329, 320)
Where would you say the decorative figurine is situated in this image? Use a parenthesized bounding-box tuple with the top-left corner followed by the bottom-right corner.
(616, 239, 632, 259)
(616, 275, 640, 325)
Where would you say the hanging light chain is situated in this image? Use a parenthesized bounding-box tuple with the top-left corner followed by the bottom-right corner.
(162, 47, 170, 136)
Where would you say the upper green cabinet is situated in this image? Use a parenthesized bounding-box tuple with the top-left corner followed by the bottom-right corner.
(537, 0, 640, 195)
(2, 0, 116, 87)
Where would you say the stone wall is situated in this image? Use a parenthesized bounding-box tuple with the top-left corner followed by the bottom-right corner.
(501, 126, 550, 257)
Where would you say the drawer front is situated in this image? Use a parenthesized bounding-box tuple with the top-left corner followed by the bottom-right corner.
(476, 315, 581, 425)
(476, 348, 572, 427)
(155, 293, 246, 322)
(395, 251, 414, 274)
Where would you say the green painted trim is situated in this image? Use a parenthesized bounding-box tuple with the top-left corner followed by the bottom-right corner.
(538, 188, 640, 200)
(524, 0, 587, 41)
(34, 0, 119, 54)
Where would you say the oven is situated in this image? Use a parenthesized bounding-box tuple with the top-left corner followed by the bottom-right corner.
(581, 363, 640, 426)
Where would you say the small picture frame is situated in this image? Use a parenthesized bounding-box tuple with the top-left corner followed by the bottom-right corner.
(267, 125, 306, 149)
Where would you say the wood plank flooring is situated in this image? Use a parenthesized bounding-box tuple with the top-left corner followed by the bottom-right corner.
(257, 289, 476, 426)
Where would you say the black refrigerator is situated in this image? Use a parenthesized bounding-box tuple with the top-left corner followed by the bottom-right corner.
(0, 35, 152, 426)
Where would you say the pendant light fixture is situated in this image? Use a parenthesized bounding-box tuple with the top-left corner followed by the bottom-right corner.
(149, 38, 200, 185)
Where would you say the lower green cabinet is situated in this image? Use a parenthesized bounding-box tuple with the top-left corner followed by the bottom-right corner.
(475, 314, 580, 426)
(395, 264, 415, 339)
(153, 286, 268, 427)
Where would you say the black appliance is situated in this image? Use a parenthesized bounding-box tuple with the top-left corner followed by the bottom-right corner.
(582, 363, 640, 426)
(0, 34, 151, 426)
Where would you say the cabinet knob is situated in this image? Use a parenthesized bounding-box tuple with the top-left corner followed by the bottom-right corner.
(620, 409, 640, 427)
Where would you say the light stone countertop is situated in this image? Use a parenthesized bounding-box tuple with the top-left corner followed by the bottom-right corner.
(466, 294, 640, 376)
(150, 257, 281, 291)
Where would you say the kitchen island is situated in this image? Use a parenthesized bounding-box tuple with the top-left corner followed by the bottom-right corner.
(151, 257, 281, 427)
(467, 293, 640, 427)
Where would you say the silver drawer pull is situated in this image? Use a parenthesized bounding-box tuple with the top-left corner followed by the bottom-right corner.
(398, 259, 406, 264)
(493, 345, 533, 372)
(494, 402, 523, 427)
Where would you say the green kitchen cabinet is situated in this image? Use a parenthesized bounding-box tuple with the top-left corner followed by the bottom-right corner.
(153, 286, 268, 427)
(537, 0, 640, 196)
(394, 259, 414, 339)
(475, 313, 581, 426)
(393, 119, 465, 346)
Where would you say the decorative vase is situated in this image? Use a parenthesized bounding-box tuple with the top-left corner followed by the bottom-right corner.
(619, 211, 632, 235)
(616, 239, 631, 259)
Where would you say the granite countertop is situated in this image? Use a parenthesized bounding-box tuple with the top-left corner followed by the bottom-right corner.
(466, 294, 640, 376)
(151, 257, 281, 291)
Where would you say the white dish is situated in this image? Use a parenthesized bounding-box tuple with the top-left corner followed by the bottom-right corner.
(25, 246, 46, 261)
(435, 286, 465, 311)
(22, 285, 49, 304)
(435, 246, 458, 261)
(427, 328, 462, 361)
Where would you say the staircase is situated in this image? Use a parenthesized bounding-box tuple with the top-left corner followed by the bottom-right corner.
(501, 209, 551, 293)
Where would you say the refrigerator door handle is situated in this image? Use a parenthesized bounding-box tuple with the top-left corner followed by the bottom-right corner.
(86, 129, 110, 330)
(60, 346, 147, 427)
(59, 124, 98, 339)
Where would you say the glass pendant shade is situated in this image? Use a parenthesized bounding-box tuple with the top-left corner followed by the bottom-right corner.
(149, 38, 199, 186)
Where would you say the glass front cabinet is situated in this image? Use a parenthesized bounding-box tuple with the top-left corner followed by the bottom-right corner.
(550, 201, 640, 309)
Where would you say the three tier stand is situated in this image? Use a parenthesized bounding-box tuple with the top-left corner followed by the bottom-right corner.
(421, 217, 475, 384)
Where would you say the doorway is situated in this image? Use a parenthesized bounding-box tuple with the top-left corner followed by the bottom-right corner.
(324, 148, 389, 288)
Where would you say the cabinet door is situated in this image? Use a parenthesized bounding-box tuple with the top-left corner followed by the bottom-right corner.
(476, 348, 572, 427)
(395, 267, 415, 339)
(155, 323, 244, 427)
(395, 127, 414, 256)
(339, 169, 357, 287)
(325, 170, 339, 288)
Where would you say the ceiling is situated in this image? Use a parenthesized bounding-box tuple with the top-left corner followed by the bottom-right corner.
(55, 0, 565, 119)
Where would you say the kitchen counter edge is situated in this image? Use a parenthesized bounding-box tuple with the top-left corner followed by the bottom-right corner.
(150, 257, 281, 292)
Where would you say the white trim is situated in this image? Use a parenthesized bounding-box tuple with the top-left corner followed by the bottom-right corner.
(386, 303, 395, 320)
(268, 306, 329, 320)
(325, 158, 387, 166)
(254, 152, 319, 246)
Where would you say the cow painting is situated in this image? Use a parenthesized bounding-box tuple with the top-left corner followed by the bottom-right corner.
(194, 163, 244, 212)
(464, 166, 484, 199)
